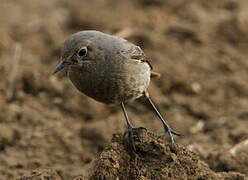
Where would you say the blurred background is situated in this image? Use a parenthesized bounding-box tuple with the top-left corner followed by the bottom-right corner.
(0, 0, 248, 179)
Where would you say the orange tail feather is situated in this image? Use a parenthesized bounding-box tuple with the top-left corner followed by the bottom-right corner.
(150, 71, 161, 78)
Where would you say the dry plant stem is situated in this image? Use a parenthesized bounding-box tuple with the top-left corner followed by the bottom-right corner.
(6, 42, 22, 101)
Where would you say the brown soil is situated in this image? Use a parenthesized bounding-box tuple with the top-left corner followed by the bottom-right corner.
(90, 130, 245, 180)
(0, 0, 248, 179)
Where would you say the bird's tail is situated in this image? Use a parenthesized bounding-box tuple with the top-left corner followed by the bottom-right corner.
(150, 71, 161, 78)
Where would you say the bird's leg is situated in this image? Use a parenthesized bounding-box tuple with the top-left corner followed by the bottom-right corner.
(121, 102, 146, 152)
(144, 93, 181, 148)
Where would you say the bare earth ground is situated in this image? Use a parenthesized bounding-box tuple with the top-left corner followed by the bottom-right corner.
(0, 0, 248, 179)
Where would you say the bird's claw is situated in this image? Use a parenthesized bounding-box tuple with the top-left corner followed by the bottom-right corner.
(158, 128, 182, 137)
(123, 126, 147, 152)
(158, 128, 182, 150)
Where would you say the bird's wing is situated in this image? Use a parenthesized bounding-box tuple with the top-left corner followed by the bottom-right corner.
(128, 45, 160, 78)
(128, 45, 152, 69)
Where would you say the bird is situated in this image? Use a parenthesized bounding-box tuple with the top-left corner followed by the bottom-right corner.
(52, 30, 180, 151)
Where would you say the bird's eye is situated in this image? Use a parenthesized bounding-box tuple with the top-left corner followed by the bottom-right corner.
(78, 47, 87, 57)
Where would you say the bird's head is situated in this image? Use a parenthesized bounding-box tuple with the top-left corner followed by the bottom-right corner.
(52, 31, 100, 75)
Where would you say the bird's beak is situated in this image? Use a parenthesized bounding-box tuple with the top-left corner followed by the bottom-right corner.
(52, 60, 70, 75)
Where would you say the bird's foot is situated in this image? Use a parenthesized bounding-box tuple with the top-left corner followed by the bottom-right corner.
(159, 127, 182, 150)
(123, 126, 147, 152)
(159, 128, 181, 137)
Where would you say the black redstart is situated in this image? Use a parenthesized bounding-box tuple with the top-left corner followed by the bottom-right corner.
(53, 30, 180, 151)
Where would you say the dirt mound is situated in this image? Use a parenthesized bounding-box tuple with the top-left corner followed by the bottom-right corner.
(89, 130, 245, 180)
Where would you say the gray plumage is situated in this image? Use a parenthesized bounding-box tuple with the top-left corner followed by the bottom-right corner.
(61, 31, 150, 104)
